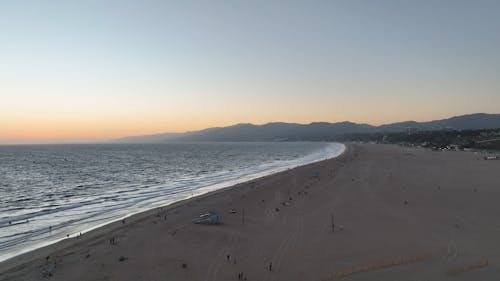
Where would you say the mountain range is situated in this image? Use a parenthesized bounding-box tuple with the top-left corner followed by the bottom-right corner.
(115, 113, 500, 142)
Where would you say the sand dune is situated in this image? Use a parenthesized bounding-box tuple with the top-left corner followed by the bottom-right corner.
(1, 144, 499, 280)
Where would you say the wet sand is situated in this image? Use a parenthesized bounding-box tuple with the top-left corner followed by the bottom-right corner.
(1, 143, 500, 280)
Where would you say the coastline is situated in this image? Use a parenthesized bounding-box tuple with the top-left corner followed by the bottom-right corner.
(0, 142, 345, 263)
(3, 143, 500, 280)
(0, 143, 348, 275)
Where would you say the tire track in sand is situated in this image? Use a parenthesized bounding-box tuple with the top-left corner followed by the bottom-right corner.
(264, 209, 304, 281)
(205, 234, 236, 281)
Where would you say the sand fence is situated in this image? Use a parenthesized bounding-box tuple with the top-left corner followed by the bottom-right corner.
(447, 258, 489, 276)
(321, 254, 432, 280)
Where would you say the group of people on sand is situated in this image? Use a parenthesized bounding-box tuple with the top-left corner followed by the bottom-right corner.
(237, 271, 246, 280)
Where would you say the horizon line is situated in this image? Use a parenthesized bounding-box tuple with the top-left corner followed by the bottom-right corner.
(1, 112, 497, 145)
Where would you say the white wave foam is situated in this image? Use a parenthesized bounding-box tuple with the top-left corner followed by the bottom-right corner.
(0, 142, 345, 262)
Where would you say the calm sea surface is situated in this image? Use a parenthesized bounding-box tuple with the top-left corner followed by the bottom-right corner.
(0, 142, 344, 261)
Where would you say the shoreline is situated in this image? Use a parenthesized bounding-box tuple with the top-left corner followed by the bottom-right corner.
(0, 142, 345, 263)
(0, 144, 348, 274)
(3, 143, 500, 280)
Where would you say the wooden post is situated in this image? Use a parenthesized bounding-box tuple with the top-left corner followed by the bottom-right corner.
(331, 214, 335, 232)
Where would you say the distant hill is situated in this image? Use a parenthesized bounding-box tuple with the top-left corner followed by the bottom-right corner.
(377, 113, 500, 132)
(114, 113, 500, 142)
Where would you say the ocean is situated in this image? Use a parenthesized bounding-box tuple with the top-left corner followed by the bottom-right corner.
(0, 142, 344, 261)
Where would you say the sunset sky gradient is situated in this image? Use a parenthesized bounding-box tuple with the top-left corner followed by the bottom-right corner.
(1, 0, 499, 143)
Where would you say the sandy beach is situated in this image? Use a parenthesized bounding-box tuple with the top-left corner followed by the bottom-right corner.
(1, 143, 499, 281)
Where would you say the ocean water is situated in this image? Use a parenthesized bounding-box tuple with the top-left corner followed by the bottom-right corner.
(0, 142, 344, 261)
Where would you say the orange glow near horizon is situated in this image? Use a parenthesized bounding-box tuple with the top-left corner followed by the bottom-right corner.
(2, 101, 490, 142)
(1, 84, 497, 142)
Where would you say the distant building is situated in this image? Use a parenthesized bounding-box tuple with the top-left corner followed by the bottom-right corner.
(406, 127, 418, 135)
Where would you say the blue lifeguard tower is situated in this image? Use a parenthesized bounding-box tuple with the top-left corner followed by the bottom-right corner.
(193, 211, 220, 224)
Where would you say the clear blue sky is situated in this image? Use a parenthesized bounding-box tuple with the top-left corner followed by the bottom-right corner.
(1, 0, 499, 142)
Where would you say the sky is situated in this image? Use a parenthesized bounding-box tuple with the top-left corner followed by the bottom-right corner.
(1, 0, 499, 143)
